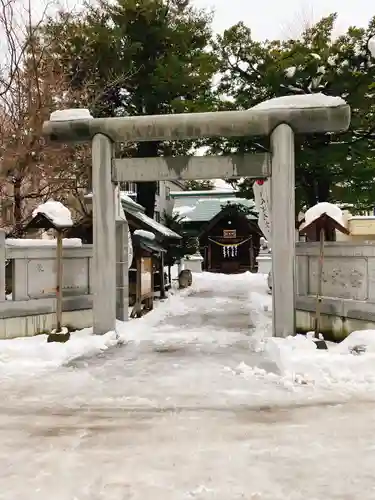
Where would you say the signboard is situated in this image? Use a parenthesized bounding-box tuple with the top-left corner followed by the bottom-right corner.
(128, 228, 133, 269)
(223, 229, 236, 239)
(27, 258, 89, 298)
(253, 179, 271, 241)
(141, 257, 152, 296)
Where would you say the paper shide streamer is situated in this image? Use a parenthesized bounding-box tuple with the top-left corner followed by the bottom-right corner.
(223, 245, 237, 258)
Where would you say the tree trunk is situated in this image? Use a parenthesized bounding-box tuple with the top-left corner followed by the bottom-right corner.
(304, 180, 330, 207)
(305, 184, 317, 208)
(13, 178, 23, 237)
(317, 179, 330, 203)
(136, 141, 159, 218)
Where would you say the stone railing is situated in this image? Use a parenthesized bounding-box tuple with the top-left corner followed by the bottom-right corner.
(296, 241, 375, 339)
(0, 230, 93, 339)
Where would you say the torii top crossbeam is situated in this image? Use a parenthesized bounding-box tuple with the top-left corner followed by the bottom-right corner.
(43, 103, 350, 143)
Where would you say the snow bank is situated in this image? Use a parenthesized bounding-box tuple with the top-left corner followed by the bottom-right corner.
(3, 269, 375, 404)
(335, 330, 375, 354)
(237, 330, 375, 398)
(0, 278, 197, 377)
(252, 93, 346, 111)
(33, 200, 73, 228)
(6, 238, 82, 247)
(133, 229, 155, 240)
(50, 108, 93, 121)
(0, 330, 119, 377)
(303, 201, 345, 227)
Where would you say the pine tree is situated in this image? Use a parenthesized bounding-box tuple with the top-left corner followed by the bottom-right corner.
(213, 14, 375, 212)
(41, 0, 218, 217)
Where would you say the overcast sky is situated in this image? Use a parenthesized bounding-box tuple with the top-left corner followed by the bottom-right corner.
(192, 0, 374, 38)
(191, 0, 374, 190)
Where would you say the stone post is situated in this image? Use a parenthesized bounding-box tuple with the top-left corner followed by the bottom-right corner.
(92, 134, 116, 334)
(271, 124, 295, 337)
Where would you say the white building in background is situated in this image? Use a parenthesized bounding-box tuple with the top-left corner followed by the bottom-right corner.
(120, 182, 138, 203)
(121, 180, 186, 223)
(154, 180, 185, 222)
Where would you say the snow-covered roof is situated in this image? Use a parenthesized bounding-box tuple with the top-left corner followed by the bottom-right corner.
(120, 192, 145, 212)
(252, 93, 346, 111)
(300, 202, 347, 232)
(32, 200, 73, 228)
(133, 229, 156, 241)
(170, 189, 238, 198)
(127, 209, 181, 239)
(84, 190, 179, 239)
(173, 196, 257, 223)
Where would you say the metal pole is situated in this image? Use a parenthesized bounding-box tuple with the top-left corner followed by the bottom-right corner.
(92, 133, 116, 334)
(271, 124, 296, 337)
(314, 227, 325, 338)
(116, 220, 129, 321)
(56, 230, 63, 332)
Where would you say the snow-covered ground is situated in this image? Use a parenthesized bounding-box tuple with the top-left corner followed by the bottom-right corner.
(1, 272, 375, 499)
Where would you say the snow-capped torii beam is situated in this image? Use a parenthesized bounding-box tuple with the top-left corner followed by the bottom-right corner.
(42, 95, 351, 338)
(43, 102, 350, 143)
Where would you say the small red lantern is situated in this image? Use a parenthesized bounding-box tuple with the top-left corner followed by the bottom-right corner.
(256, 179, 264, 186)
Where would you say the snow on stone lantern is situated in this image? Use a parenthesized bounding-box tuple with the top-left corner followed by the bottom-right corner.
(27, 200, 73, 343)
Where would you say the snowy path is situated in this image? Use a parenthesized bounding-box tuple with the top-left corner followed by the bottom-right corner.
(1, 273, 375, 499)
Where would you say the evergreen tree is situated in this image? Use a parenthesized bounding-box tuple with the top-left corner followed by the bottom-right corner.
(185, 180, 215, 190)
(213, 14, 375, 212)
(41, 0, 218, 216)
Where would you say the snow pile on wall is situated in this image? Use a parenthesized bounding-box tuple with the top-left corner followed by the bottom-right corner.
(6, 238, 82, 247)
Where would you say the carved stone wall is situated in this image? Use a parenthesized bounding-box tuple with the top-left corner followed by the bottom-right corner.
(296, 242, 375, 328)
(308, 257, 367, 300)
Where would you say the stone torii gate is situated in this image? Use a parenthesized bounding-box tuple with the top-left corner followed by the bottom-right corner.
(43, 102, 350, 337)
